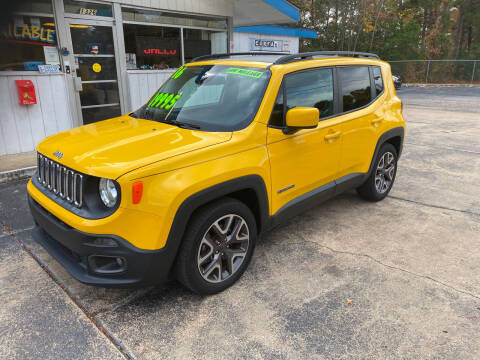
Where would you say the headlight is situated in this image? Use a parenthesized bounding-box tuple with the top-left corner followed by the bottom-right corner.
(99, 178, 118, 208)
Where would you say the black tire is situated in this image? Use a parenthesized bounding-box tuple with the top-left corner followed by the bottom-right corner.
(357, 143, 398, 202)
(174, 197, 257, 295)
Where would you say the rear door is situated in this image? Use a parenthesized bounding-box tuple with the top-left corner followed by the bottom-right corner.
(335, 66, 380, 178)
(267, 67, 343, 215)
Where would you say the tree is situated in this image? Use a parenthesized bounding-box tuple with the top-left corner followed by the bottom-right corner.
(291, 0, 480, 60)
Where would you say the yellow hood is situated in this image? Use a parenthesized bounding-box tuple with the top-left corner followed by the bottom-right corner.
(37, 116, 232, 179)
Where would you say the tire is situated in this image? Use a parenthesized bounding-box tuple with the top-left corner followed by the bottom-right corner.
(174, 197, 257, 295)
(357, 143, 398, 202)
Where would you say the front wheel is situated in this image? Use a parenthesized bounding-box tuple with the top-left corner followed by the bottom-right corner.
(175, 198, 257, 295)
(357, 143, 398, 202)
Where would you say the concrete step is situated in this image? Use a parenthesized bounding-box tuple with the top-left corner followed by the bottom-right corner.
(0, 151, 36, 183)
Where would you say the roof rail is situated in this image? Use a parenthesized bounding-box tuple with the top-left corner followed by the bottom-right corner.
(273, 51, 380, 64)
(191, 52, 287, 62)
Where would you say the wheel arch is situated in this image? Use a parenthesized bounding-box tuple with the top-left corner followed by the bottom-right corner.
(160, 175, 270, 277)
(367, 127, 405, 177)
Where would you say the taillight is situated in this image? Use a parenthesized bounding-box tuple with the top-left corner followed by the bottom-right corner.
(132, 182, 143, 204)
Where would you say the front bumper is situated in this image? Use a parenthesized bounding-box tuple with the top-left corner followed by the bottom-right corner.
(28, 195, 173, 287)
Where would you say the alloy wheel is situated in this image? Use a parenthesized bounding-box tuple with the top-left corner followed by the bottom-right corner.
(375, 151, 396, 194)
(197, 214, 250, 283)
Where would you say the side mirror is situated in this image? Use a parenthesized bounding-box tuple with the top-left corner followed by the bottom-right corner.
(284, 107, 319, 134)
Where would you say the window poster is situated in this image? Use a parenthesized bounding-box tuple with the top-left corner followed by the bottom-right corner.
(126, 53, 137, 69)
(135, 37, 180, 57)
(43, 46, 60, 65)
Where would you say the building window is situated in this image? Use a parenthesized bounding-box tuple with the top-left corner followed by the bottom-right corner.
(0, 15, 57, 71)
(122, 7, 228, 70)
(122, 8, 227, 30)
(124, 24, 181, 70)
(183, 29, 227, 63)
(13, 0, 53, 13)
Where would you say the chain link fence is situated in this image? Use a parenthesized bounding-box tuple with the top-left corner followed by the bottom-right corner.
(388, 60, 479, 85)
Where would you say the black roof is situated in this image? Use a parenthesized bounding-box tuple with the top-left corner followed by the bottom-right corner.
(191, 51, 380, 65)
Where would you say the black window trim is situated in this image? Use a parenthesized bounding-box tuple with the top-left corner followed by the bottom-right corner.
(336, 65, 385, 117)
(370, 65, 385, 100)
(268, 66, 336, 129)
(268, 64, 386, 130)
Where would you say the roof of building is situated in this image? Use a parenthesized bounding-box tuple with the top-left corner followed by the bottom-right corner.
(234, 0, 299, 27)
(234, 25, 318, 39)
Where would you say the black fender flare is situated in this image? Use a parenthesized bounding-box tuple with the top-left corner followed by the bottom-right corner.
(161, 175, 270, 276)
(366, 126, 405, 177)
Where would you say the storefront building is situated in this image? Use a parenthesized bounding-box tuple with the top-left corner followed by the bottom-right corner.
(0, 0, 316, 157)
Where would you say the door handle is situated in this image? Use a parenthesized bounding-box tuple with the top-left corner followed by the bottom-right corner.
(371, 118, 383, 125)
(324, 131, 342, 141)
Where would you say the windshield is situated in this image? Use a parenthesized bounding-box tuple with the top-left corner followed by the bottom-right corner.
(131, 65, 270, 131)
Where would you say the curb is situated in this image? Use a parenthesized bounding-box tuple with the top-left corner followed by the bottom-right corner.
(0, 166, 36, 184)
(403, 83, 480, 88)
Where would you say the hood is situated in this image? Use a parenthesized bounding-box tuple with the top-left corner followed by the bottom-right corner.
(37, 116, 232, 179)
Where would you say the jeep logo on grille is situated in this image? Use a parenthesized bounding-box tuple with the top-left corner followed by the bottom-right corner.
(53, 151, 64, 159)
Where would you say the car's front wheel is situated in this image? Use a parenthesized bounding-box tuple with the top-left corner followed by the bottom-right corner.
(357, 143, 398, 201)
(175, 198, 257, 295)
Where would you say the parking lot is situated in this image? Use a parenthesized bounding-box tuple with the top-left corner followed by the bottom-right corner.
(1, 87, 479, 359)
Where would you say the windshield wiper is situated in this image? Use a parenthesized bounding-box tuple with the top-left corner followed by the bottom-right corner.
(166, 120, 201, 130)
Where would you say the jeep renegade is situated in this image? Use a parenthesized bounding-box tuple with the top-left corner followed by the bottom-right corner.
(28, 51, 405, 294)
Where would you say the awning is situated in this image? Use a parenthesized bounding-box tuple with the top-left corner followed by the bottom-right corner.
(234, 25, 318, 39)
(234, 0, 299, 26)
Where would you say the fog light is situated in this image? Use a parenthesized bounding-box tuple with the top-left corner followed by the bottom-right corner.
(88, 255, 127, 274)
(90, 238, 118, 247)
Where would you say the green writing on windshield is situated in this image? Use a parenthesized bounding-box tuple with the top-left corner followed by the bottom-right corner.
(172, 66, 186, 79)
(147, 92, 181, 110)
(226, 67, 264, 79)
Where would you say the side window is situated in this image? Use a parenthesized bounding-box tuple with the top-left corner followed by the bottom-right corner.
(339, 66, 371, 112)
(285, 68, 334, 118)
(269, 84, 284, 127)
(372, 66, 383, 96)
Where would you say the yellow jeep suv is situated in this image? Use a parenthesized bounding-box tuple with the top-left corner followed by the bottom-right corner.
(28, 51, 405, 294)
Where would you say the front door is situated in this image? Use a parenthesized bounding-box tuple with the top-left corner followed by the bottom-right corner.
(267, 67, 342, 214)
(67, 20, 122, 124)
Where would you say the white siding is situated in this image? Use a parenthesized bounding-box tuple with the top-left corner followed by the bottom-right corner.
(0, 73, 73, 156)
(126, 70, 176, 111)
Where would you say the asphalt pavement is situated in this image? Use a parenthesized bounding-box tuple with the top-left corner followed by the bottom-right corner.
(0, 86, 479, 359)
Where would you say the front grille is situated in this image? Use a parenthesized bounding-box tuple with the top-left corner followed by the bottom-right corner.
(37, 153, 83, 207)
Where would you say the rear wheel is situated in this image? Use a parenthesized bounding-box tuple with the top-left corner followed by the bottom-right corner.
(357, 143, 397, 201)
(175, 198, 257, 295)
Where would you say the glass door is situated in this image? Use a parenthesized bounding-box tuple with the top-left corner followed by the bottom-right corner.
(67, 20, 121, 124)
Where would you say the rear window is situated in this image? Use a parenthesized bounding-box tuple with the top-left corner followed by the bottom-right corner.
(338, 66, 372, 112)
(372, 66, 383, 96)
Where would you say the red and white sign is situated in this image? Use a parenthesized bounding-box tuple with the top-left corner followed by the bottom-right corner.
(15, 80, 37, 105)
